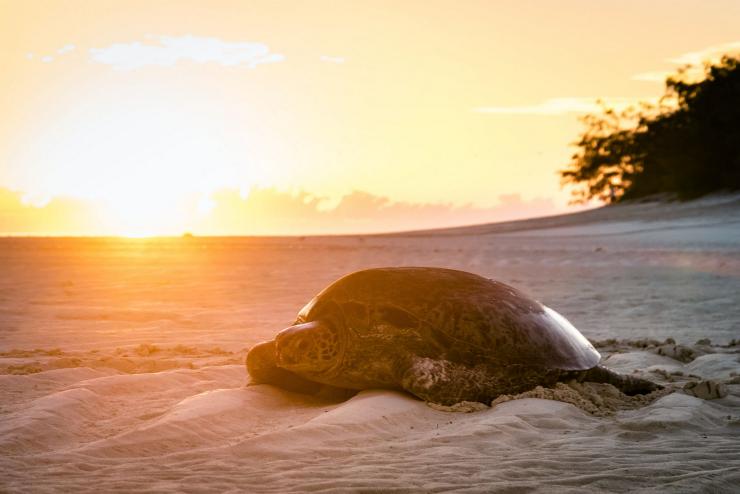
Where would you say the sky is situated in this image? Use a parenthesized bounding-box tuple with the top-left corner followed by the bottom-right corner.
(1, 0, 740, 235)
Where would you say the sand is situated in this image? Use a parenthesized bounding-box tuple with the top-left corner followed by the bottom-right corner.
(1, 195, 740, 492)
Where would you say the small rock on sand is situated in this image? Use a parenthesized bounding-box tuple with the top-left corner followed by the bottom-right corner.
(652, 343, 698, 363)
(683, 380, 728, 400)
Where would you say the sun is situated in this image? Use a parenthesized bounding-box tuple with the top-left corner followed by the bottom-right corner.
(7, 79, 265, 236)
(103, 189, 193, 237)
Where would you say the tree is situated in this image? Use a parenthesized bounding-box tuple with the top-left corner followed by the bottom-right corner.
(561, 56, 740, 203)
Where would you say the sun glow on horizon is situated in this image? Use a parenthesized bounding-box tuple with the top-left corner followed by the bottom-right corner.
(6, 83, 269, 236)
(103, 191, 189, 237)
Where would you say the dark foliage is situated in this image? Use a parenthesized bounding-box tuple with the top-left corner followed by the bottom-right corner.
(561, 56, 740, 203)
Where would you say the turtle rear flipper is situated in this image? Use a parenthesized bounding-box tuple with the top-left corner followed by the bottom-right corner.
(566, 365, 663, 395)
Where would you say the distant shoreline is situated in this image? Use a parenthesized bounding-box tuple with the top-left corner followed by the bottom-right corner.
(3, 192, 739, 239)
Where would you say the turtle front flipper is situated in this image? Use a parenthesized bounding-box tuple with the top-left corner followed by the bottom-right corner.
(400, 357, 505, 406)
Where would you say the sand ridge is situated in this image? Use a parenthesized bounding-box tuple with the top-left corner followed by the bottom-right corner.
(1, 340, 739, 492)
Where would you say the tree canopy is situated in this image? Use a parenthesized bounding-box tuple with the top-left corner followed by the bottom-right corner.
(561, 56, 740, 203)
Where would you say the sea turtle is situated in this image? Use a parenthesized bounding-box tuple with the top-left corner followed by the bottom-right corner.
(246, 267, 660, 405)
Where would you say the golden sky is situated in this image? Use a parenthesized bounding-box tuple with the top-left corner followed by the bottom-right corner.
(2, 0, 739, 235)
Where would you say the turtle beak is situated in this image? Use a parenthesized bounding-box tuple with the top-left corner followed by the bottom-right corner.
(275, 321, 320, 366)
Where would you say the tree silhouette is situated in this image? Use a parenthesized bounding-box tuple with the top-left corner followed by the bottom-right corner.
(561, 56, 740, 203)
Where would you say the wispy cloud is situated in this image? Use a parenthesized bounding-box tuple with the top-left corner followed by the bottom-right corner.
(474, 97, 646, 116)
(26, 52, 54, 63)
(319, 55, 346, 64)
(631, 71, 670, 83)
(89, 35, 284, 70)
(26, 44, 75, 64)
(57, 44, 75, 55)
(667, 41, 740, 66)
(633, 41, 740, 83)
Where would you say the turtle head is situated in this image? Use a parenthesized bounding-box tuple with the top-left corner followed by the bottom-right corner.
(275, 320, 342, 375)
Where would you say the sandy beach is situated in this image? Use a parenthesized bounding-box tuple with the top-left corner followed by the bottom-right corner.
(2, 196, 739, 493)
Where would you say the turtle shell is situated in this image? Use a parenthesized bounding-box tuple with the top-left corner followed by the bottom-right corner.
(295, 267, 600, 371)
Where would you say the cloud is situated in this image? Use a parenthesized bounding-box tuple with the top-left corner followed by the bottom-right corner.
(632, 41, 740, 83)
(192, 188, 562, 234)
(474, 97, 647, 116)
(26, 44, 75, 64)
(89, 35, 284, 70)
(0, 189, 105, 235)
(57, 44, 75, 55)
(0, 187, 563, 236)
(319, 55, 346, 64)
(319, 191, 558, 233)
(667, 41, 740, 66)
(631, 71, 671, 83)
